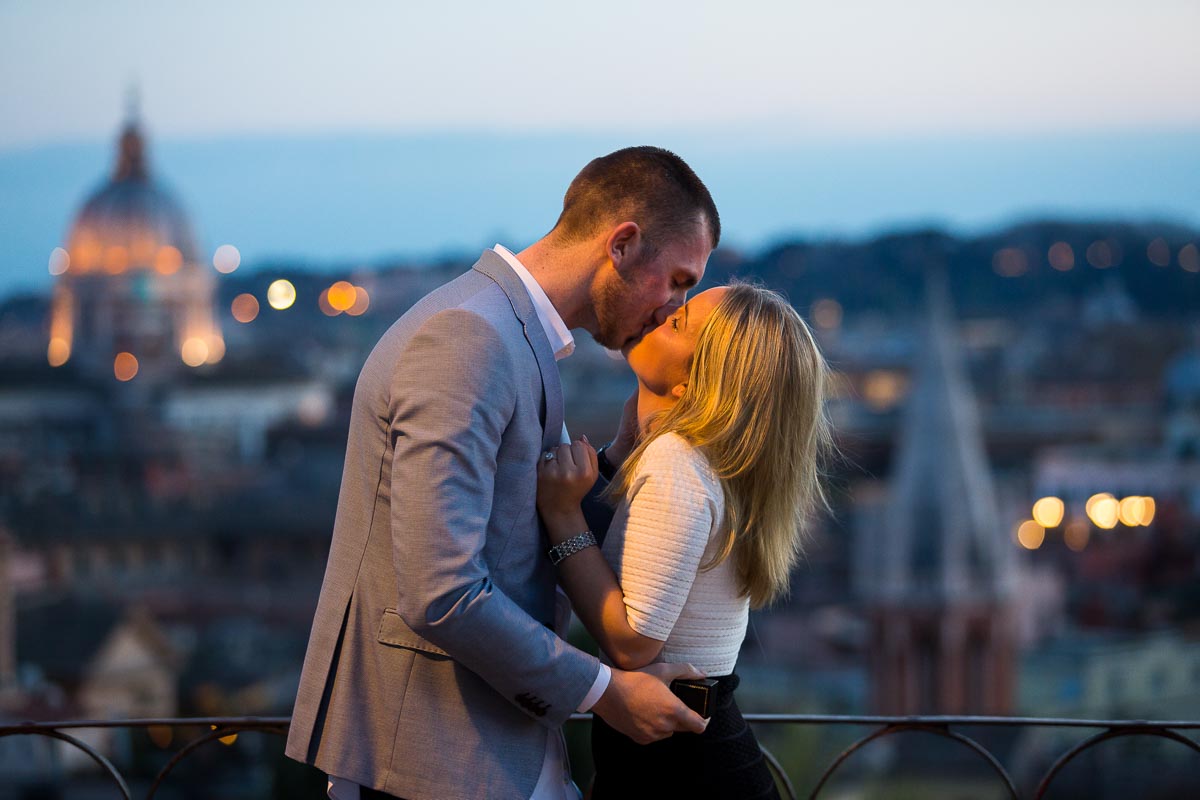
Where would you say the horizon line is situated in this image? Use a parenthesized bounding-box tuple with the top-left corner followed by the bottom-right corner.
(4, 122, 1200, 158)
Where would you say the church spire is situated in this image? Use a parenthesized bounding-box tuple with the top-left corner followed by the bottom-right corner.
(878, 263, 1015, 604)
(114, 85, 147, 181)
(125, 82, 141, 125)
(857, 262, 1018, 715)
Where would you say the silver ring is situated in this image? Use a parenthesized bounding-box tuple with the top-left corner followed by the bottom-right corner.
(542, 451, 557, 462)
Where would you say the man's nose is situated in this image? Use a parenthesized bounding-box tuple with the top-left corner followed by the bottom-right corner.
(652, 289, 689, 325)
(651, 301, 680, 327)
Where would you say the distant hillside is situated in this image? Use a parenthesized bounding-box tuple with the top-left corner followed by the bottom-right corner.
(3, 221, 1196, 360)
(711, 220, 1199, 319)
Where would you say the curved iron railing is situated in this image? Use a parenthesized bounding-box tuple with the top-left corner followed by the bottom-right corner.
(2, 714, 1198, 799)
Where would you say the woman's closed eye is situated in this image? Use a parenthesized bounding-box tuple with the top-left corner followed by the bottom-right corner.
(670, 316, 680, 332)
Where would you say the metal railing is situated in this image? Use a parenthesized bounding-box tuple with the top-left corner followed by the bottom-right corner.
(2, 714, 1198, 799)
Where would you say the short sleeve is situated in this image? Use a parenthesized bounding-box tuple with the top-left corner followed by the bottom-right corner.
(617, 434, 722, 641)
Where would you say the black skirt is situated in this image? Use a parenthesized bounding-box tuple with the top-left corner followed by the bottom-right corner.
(590, 673, 781, 800)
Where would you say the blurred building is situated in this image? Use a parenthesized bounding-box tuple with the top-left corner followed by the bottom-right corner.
(46, 99, 222, 382)
(14, 597, 181, 770)
(1165, 336, 1200, 461)
(1020, 630, 1200, 720)
(855, 271, 1017, 715)
(0, 101, 351, 741)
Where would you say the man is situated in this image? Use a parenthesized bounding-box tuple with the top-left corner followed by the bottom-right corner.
(286, 147, 721, 800)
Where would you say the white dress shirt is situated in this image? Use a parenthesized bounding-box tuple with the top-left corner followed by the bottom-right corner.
(328, 246, 611, 800)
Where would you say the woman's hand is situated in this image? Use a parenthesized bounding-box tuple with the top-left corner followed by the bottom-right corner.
(536, 437, 598, 542)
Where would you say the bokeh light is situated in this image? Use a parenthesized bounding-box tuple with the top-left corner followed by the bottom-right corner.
(210, 725, 238, 746)
(267, 279, 296, 310)
(1064, 519, 1090, 552)
(1086, 493, 1119, 529)
(993, 247, 1028, 277)
(155, 246, 183, 275)
(1086, 240, 1117, 269)
(113, 352, 139, 381)
(1139, 497, 1156, 526)
(48, 247, 70, 276)
(1016, 520, 1045, 550)
(1085, 492, 1112, 516)
(231, 293, 260, 323)
(73, 239, 99, 271)
(863, 370, 906, 412)
(104, 245, 129, 274)
(213, 244, 241, 274)
(1048, 242, 1074, 271)
(148, 725, 173, 749)
(811, 298, 843, 330)
(1032, 496, 1065, 528)
(47, 337, 70, 367)
(318, 288, 340, 316)
(346, 286, 370, 316)
(205, 335, 226, 364)
(181, 337, 210, 367)
(1180, 243, 1200, 273)
(1118, 496, 1146, 527)
(1146, 238, 1171, 267)
(327, 281, 357, 312)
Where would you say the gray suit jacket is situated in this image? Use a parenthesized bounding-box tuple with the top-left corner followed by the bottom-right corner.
(285, 251, 602, 800)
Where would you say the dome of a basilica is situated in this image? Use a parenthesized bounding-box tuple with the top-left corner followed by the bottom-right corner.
(48, 105, 221, 376)
(64, 120, 200, 275)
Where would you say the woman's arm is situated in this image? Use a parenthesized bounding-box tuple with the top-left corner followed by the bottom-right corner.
(538, 439, 665, 670)
(538, 435, 719, 671)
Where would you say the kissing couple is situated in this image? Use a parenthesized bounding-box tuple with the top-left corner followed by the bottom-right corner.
(286, 147, 831, 800)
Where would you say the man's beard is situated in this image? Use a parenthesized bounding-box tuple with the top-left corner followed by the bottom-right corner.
(592, 270, 641, 350)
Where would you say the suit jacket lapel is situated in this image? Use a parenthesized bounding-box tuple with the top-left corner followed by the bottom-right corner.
(472, 251, 565, 452)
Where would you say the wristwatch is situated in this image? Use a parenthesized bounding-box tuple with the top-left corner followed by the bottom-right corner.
(595, 443, 618, 481)
(547, 531, 597, 566)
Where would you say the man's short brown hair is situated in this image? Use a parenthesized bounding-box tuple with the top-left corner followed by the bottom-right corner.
(552, 146, 720, 256)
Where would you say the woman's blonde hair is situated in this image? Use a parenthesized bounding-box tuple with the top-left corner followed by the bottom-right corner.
(608, 283, 832, 608)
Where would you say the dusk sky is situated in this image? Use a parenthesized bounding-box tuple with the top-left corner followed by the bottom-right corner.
(1, 0, 1197, 295)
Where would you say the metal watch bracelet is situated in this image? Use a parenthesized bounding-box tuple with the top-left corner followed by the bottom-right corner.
(547, 530, 597, 566)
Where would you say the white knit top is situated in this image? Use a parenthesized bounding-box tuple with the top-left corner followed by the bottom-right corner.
(602, 432, 749, 676)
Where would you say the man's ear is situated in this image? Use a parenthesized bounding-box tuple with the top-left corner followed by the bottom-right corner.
(606, 222, 642, 274)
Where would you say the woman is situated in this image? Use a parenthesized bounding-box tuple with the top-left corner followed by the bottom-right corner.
(537, 283, 832, 799)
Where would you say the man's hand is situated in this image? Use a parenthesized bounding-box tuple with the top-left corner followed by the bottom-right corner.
(590, 662, 708, 744)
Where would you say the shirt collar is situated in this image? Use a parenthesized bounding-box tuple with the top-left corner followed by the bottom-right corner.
(492, 244, 575, 361)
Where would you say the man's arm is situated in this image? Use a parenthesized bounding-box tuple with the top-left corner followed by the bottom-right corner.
(388, 308, 598, 727)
